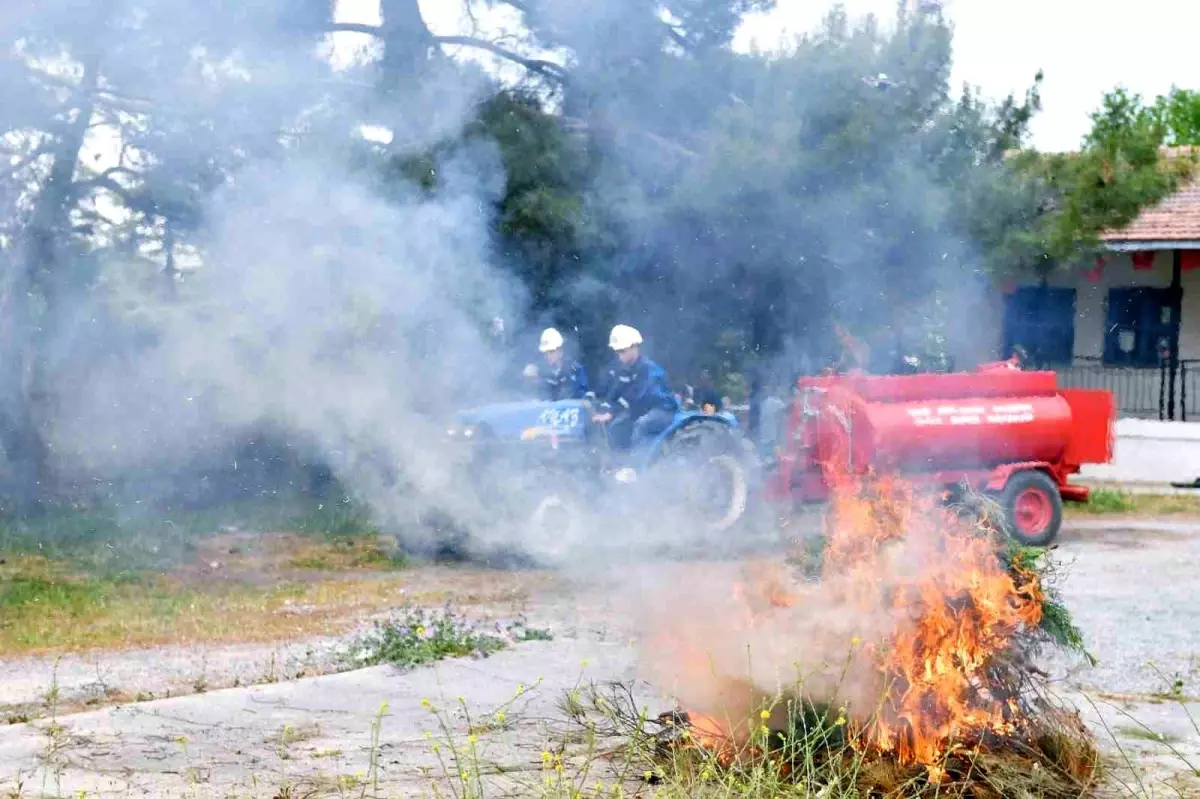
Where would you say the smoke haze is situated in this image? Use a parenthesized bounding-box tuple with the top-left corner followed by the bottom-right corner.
(0, 0, 1028, 567)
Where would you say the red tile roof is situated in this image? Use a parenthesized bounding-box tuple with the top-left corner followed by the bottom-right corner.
(1103, 147, 1200, 244)
(1102, 181, 1200, 243)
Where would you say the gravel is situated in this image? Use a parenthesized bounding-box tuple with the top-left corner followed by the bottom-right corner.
(1043, 518, 1200, 696)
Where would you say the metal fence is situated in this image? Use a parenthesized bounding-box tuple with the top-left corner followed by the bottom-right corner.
(728, 360, 1200, 425)
(1054, 358, 1200, 421)
(1180, 360, 1200, 422)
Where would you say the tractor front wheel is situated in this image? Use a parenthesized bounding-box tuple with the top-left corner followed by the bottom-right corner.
(996, 470, 1063, 547)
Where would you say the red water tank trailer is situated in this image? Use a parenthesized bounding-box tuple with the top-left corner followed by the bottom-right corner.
(766, 363, 1116, 546)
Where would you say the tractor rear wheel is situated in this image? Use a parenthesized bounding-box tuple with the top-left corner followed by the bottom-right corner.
(996, 470, 1063, 547)
(658, 423, 750, 534)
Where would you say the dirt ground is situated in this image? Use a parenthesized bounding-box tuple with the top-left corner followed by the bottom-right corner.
(1, 516, 1199, 797)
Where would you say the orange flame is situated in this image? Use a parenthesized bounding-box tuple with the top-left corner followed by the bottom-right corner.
(685, 711, 737, 767)
(822, 472, 1044, 765)
(665, 470, 1046, 772)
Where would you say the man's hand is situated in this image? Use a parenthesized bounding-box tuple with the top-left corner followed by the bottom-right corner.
(592, 411, 613, 424)
(522, 363, 538, 379)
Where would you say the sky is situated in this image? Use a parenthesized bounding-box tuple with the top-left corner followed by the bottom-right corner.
(735, 0, 1200, 152)
(363, 0, 1200, 153)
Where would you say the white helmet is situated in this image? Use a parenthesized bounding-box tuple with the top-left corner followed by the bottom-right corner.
(539, 327, 565, 353)
(608, 324, 643, 351)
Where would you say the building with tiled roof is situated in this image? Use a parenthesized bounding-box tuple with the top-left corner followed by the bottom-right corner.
(991, 150, 1200, 421)
(1102, 181, 1200, 251)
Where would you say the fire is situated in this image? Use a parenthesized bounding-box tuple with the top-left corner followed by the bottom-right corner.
(822, 473, 1045, 765)
(684, 710, 737, 766)
(661, 469, 1048, 773)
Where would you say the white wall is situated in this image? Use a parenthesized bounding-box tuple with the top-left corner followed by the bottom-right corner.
(1080, 418, 1200, 484)
(1041, 250, 1200, 360)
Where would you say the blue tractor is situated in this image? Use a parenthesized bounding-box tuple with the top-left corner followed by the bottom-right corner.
(437, 396, 754, 565)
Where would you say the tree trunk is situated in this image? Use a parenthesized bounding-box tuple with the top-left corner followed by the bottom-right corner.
(377, 0, 434, 91)
(0, 60, 98, 504)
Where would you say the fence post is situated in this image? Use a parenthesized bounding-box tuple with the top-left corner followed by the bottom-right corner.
(1160, 358, 1168, 421)
(1184, 360, 1189, 423)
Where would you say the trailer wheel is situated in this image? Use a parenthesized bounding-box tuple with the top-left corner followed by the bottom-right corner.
(997, 470, 1063, 547)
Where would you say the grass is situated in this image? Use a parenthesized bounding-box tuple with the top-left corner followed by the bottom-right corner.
(0, 553, 420, 654)
(0, 551, 417, 658)
(1068, 488, 1200, 517)
(375, 676, 1197, 799)
(0, 491, 421, 656)
(0, 490, 380, 572)
(287, 536, 408, 571)
(352, 676, 1106, 799)
(1116, 725, 1182, 745)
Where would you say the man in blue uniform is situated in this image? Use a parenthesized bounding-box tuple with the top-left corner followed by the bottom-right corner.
(523, 327, 589, 401)
(592, 324, 679, 450)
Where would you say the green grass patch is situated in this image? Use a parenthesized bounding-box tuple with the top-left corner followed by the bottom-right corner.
(0, 552, 418, 654)
(0, 490, 384, 574)
(287, 536, 407, 571)
(1068, 488, 1200, 517)
(286, 497, 378, 539)
(1081, 487, 1138, 514)
(344, 606, 552, 669)
(1116, 724, 1182, 745)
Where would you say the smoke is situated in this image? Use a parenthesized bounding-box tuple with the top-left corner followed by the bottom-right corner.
(631, 497, 1010, 733)
(636, 560, 893, 724)
(2, 0, 1025, 571)
(540, 1, 1005, 381)
(0, 0, 549, 555)
(52, 148, 523, 540)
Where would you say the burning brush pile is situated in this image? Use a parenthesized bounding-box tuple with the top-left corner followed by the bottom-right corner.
(576, 475, 1102, 797)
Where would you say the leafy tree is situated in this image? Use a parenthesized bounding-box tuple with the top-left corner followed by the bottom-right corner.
(0, 0, 338, 498)
(555, 4, 1049, 377)
(982, 87, 1196, 283)
(1153, 86, 1200, 146)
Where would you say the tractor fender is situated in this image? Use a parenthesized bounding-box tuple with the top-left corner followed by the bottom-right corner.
(640, 413, 740, 468)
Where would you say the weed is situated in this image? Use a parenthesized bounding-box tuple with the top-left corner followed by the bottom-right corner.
(343, 606, 552, 669)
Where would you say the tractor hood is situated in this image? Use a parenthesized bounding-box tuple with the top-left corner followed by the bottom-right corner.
(448, 399, 590, 442)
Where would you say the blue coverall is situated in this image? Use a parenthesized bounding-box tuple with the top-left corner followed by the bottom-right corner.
(600, 356, 679, 450)
(537, 361, 590, 401)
